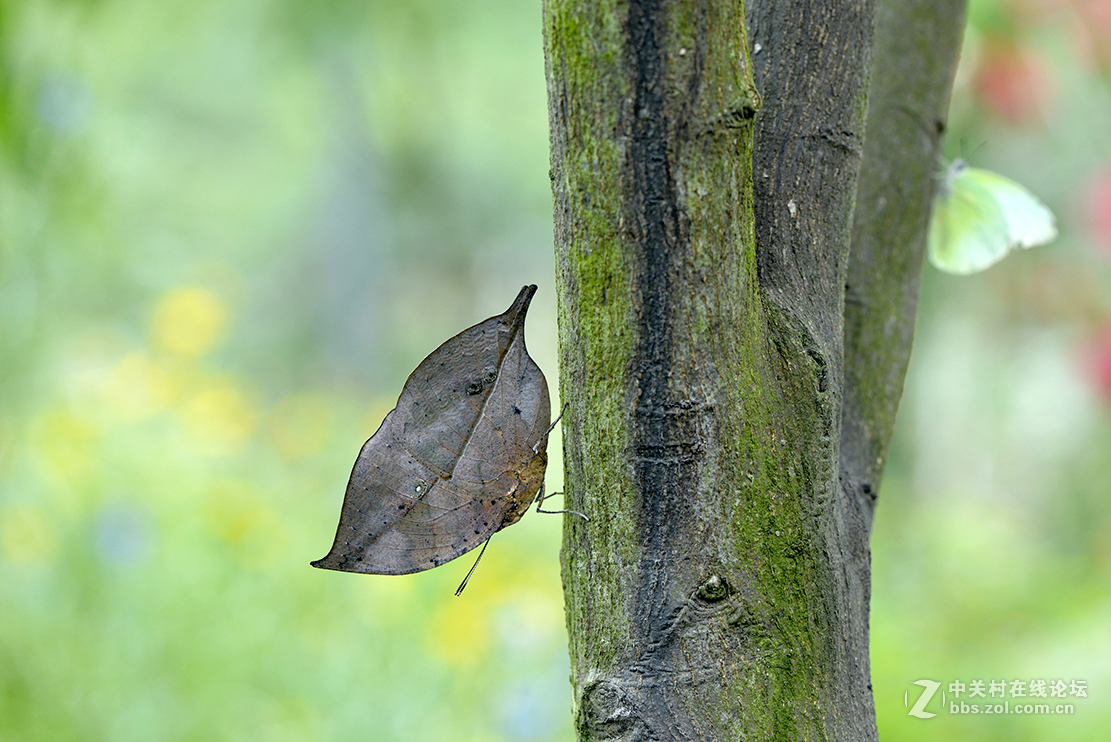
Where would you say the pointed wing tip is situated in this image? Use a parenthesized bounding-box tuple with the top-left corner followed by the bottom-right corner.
(310, 553, 350, 572)
(504, 284, 538, 326)
(513, 283, 537, 308)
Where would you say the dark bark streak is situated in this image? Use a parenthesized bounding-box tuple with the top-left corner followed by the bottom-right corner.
(625, 1, 702, 737)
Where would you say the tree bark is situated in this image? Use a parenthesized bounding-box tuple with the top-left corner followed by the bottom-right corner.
(544, 0, 966, 738)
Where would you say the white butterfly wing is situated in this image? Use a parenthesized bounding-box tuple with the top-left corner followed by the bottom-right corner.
(928, 171, 1011, 274)
(961, 167, 1057, 249)
(928, 163, 1057, 275)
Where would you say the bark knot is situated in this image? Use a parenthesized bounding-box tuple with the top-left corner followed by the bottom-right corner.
(696, 574, 730, 602)
(580, 680, 637, 740)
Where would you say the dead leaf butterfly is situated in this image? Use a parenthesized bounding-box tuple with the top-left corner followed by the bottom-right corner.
(312, 285, 559, 593)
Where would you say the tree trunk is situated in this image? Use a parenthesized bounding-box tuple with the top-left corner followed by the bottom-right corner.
(543, 0, 966, 738)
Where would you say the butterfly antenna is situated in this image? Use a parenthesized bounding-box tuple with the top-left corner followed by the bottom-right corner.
(455, 535, 493, 596)
(535, 488, 589, 521)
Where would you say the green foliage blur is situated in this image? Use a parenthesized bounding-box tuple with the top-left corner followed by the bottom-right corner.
(0, 0, 1109, 740)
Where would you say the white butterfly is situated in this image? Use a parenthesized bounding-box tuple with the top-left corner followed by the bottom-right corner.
(927, 159, 1057, 275)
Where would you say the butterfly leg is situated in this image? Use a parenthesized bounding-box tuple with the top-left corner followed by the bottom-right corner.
(535, 485, 589, 521)
(534, 402, 569, 454)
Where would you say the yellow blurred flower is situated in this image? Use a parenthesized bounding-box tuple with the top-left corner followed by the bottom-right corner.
(0, 503, 58, 564)
(272, 393, 334, 460)
(352, 574, 416, 627)
(151, 287, 228, 358)
(103, 352, 183, 423)
(425, 594, 492, 666)
(494, 591, 564, 653)
(203, 479, 286, 570)
(204, 479, 262, 544)
(30, 409, 97, 486)
(179, 377, 257, 453)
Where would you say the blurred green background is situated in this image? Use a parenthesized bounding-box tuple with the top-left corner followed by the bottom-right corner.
(1, 0, 1109, 740)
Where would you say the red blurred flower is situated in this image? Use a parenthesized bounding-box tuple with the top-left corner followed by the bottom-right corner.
(1086, 168, 1111, 250)
(1088, 322, 1111, 403)
(1068, 0, 1111, 71)
(973, 41, 1051, 124)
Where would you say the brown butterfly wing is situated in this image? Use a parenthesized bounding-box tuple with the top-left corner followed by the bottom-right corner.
(311, 285, 551, 575)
